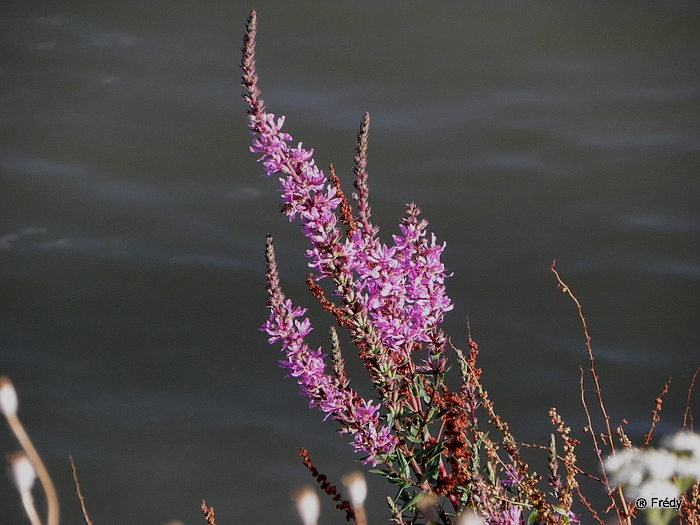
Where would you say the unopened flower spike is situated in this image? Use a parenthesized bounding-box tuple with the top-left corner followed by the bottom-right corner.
(0, 376, 18, 417)
(342, 471, 368, 525)
(292, 486, 320, 525)
(7, 451, 42, 525)
(7, 451, 37, 494)
(342, 470, 367, 507)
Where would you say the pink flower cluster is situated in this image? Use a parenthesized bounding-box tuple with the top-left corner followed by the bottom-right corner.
(349, 206, 453, 360)
(262, 289, 395, 464)
(243, 10, 452, 465)
(245, 84, 453, 354)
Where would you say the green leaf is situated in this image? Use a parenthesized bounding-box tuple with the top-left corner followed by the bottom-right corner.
(526, 509, 540, 525)
(398, 490, 429, 513)
(403, 432, 423, 444)
(408, 374, 426, 399)
(484, 460, 495, 485)
(412, 439, 444, 461)
(396, 449, 411, 479)
(368, 467, 412, 489)
(418, 455, 442, 485)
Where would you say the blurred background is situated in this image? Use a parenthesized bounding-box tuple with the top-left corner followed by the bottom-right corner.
(1, 1, 698, 523)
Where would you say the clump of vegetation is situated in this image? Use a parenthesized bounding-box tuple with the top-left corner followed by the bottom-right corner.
(239, 10, 699, 525)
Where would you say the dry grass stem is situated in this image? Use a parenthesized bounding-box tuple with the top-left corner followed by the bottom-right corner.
(550, 263, 615, 455)
(550, 265, 634, 523)
(683, 367, 699, 432)
(1, 377, 59, 525)
(69, 455, 93, 525)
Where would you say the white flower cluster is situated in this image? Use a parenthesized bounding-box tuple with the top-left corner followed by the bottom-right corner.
(604, 431, 700, 501)
(661, 432, 700, 479)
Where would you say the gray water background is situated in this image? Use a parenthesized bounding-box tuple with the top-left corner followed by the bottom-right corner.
(1, 1, 699, 524)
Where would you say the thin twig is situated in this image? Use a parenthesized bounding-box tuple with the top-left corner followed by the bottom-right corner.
(550, 264, 631, 525)
(515, 441, 606, 483)
(69, 455, 93, 525)
(642, 377, 672, 447)
(550, 261, 615, 455)
(578, 367, 604, 475)
(682, 366, 699, 433)
(575, 486, 607, 525)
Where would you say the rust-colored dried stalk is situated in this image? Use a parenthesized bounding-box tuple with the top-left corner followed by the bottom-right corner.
(616, 420, 633, 449)
(299, 448, 355, 522)
(680, 483, 700, 525)
(329, 164, 357, 235)
(306, 273, 351, 329)
(550, 262, 615, 456)
(643, 377, 672, 446)
(683, 367, 699, 432)
(200, 500, 217, 525)
(551, 266, 634, 525)
(549, 408, 579, 510)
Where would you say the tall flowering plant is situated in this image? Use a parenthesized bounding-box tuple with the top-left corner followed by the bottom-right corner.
(240, 10, 697, 525)
(241, 11, 563, 524)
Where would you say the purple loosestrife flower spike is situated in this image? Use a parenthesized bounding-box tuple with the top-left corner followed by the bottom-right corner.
(262, 235, 395, 464)
(352, 113, 378, 238)
(241, 11, 263, 121)
(242, 13, 349, 284)
(244, 10, 453, 462)
(348, 203, 453, 360)
(241, 12, 391, 391)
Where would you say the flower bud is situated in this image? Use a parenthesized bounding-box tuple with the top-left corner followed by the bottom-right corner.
(0, 376, 18, 417)
(342, 471, 367, 507)
(6, 451, 36, 493)
(292, 486, 320, 525)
